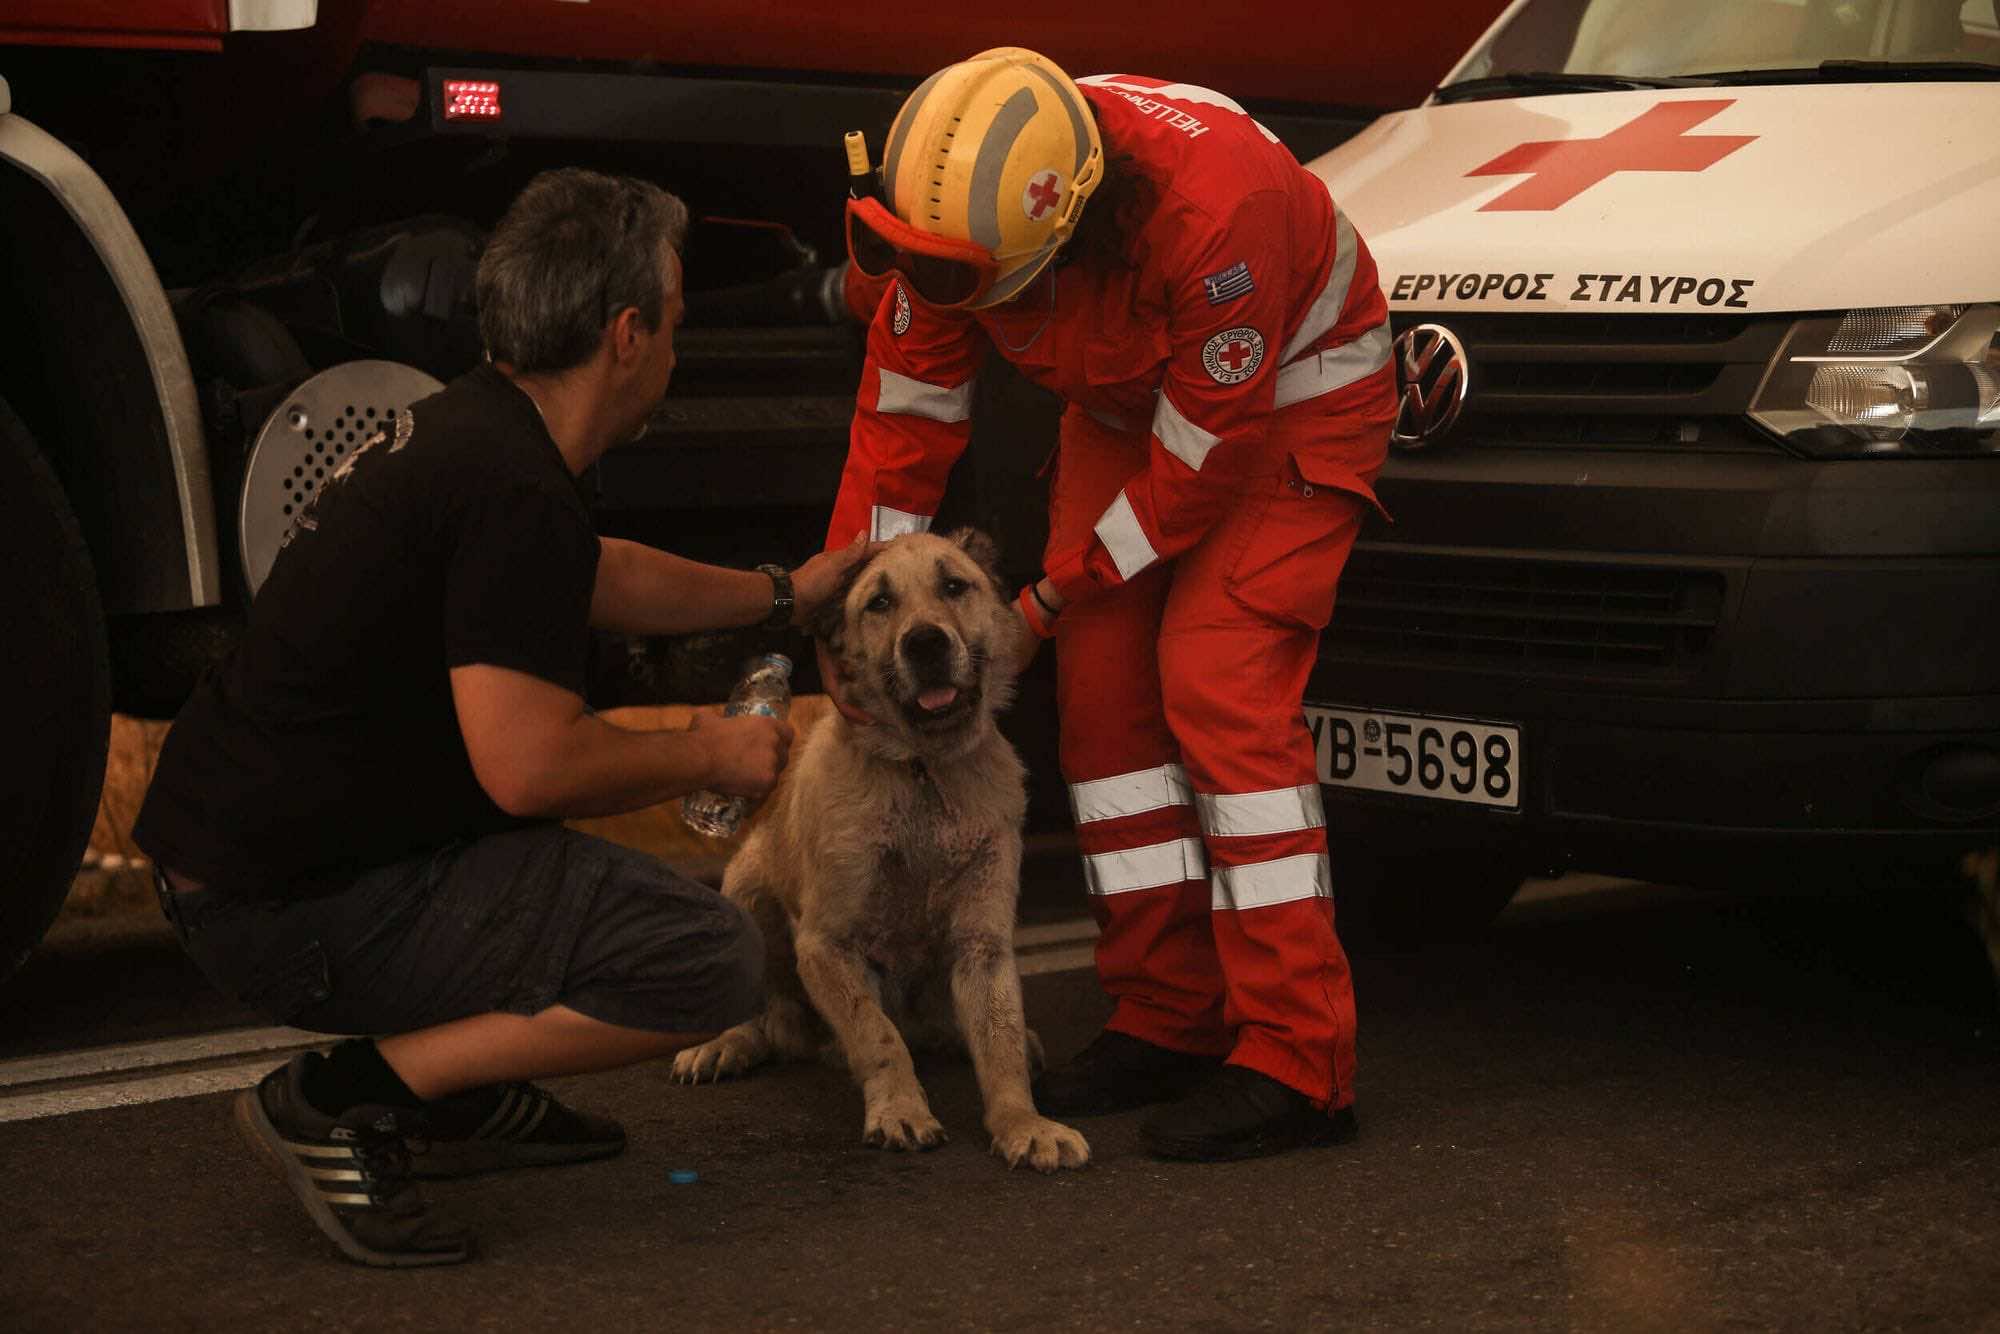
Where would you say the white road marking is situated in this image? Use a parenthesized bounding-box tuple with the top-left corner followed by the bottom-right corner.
(0, 1025, 321, 1090)
(1013, 919, 1098, 951)
(0, 1056, 294, 1124)
(0, 920, 1105, 1124)
(1018, 944, 1098, 977)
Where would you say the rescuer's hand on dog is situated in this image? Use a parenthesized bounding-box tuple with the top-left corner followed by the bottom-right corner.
(1009, 576, 1064, 669)
(789, 532, 880, 626)
(691, 712, 794, 796)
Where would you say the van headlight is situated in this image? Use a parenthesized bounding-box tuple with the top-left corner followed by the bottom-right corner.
(1749, 304, 2000, 457)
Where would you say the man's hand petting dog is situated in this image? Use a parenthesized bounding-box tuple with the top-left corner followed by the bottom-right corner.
(687, 711, 793, 796)
(789, 532, 882, 627)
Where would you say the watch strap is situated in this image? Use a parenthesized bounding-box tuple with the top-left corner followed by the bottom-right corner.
(757, 563, 795, 629)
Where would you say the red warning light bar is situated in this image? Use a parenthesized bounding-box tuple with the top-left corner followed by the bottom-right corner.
(442, 80, 502, 122)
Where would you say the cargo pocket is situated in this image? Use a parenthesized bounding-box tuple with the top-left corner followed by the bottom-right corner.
(1223, 454, 1374, 632)
(237, 937, 334, 1025)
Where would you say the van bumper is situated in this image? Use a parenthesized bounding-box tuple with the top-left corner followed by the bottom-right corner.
(1308, 447, 2000, 890)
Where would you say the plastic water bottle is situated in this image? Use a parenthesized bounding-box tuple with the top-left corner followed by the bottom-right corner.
(680, 653, 794, 838)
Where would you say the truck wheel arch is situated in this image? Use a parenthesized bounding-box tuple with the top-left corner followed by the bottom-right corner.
(0, 77, 224, 616)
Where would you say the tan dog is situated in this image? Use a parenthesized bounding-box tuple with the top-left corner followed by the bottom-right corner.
(671, 529, 1089, 1172)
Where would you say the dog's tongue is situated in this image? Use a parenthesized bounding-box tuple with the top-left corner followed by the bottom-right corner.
(918, 686, 959, 712)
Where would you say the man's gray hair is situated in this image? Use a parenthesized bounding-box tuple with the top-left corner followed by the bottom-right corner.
(477, 168, 690, 374)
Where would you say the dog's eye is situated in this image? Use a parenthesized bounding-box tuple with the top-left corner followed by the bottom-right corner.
(865, 592, 892, 613)
(941, 577, 969, 599)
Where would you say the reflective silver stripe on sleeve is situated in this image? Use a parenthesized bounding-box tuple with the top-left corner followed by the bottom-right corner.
(876, 369, 976, 423)
(1273, 322, 1393, 410)
(1092, 492, 1159, 581)
(1194, 784, 1326, 838)
(869, 506, 933, 541)
(1153, 391, 1222, 471)
(1211, 853, 1333, 911)
(1070, 764, 1193, 825)
(1083, 837, 1208, 896)
(1282, 205, 1359, 365)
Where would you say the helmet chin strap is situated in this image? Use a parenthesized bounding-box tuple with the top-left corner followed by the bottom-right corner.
(988, 265, 1058, 352)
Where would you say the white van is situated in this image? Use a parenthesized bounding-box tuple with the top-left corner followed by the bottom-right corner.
(1302, 0, 2000, 938)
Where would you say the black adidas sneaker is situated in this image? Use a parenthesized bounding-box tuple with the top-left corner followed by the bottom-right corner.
(233, 1053, 474, 1268)
(412, 1082, 626, 1179)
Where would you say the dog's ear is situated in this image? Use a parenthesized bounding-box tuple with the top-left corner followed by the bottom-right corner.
(945, 526, 1006, 595)
(805, 547, 871, 650)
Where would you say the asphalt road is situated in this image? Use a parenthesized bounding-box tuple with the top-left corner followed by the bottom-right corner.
(4, 871, 1998, 1331)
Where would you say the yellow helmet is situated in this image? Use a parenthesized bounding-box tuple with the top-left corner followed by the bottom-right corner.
(860, 47, 1103, 309)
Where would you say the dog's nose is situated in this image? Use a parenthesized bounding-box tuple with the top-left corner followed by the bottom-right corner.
(901, 624, 952, 669)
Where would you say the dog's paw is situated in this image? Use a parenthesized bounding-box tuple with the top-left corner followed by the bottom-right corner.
(862, 1093, 948, 1152)
(670, 1036, 754, 1085)
(989, 1114, 1090, 1173)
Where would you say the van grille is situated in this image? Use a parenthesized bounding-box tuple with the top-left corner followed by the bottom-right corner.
(1333, 548, 1726, 677)
(1397, 311, 1794, 452)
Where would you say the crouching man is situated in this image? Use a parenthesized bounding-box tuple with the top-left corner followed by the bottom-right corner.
(132, 168, 873, 1268)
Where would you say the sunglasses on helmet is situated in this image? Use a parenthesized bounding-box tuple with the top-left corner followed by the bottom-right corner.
(844, 196, 999, 310)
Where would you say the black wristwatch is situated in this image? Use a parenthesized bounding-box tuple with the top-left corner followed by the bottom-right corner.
(757, 563, 795, 629)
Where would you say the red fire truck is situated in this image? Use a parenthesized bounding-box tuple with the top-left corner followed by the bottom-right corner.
(0, 0, 1506, 978)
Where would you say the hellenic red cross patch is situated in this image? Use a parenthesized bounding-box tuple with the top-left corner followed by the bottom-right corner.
(1466, 100, 1756, 212)
(1201, 327, 1265, 384)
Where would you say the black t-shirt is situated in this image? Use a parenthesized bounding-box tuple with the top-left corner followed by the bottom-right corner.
(134, 364, 598, 894)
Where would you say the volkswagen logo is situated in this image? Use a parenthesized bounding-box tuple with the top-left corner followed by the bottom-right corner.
(1390, 324, 1469, 449)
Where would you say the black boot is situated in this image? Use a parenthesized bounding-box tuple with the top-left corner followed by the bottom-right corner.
(1032, 1030, 1222, 1117)
(1140, 1064, 1358, 1161)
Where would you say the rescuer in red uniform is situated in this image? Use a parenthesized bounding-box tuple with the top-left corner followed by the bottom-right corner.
(826, 48, 1396, 1160)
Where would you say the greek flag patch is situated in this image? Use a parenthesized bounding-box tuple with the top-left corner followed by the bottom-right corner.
(1202, 261, 1254, 305)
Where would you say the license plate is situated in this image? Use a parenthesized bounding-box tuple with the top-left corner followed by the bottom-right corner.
(1304, 704, 1522, 810)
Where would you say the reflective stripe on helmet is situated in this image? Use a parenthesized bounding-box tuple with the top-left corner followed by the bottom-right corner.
(881, 67, 947, 209)
(968, 88, 1041, 253)
(1023, 61, 1094, 179)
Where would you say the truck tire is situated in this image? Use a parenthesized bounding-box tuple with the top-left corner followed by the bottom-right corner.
(0, 397, 112, 984)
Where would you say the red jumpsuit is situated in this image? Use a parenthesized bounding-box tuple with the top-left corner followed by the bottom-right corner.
(827, 75, 1395, 1110)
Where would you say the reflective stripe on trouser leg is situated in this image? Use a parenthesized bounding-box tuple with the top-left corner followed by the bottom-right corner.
(1193, 790, 1351, 1108)
(1051, 405, 1229, 1055)
(1157, 423, 1379, 1109)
